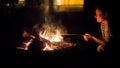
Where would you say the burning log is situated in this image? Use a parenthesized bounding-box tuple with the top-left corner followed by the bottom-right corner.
(39, 36, 76, 51)
(50, 41, 76, 50)
(16, 39, 34, 50)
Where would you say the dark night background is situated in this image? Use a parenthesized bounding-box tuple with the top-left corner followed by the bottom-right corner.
(0, 0, 119, 67)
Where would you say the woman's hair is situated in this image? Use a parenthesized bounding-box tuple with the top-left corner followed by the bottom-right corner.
(94, 4, 110, 19)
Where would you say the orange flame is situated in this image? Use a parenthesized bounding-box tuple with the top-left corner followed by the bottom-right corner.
(39, 29, 63, 42)
(39, 29, 64, 51)
(43, 43, 54, 51)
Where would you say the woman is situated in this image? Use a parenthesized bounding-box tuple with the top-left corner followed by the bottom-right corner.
(83, 5, 112, 53)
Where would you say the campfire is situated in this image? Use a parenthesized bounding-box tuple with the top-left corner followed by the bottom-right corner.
(38, 18, 76, 51)
(16, 17, 80, 51)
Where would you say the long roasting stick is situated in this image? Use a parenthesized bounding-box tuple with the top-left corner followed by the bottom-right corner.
(61, 34, 83, 36)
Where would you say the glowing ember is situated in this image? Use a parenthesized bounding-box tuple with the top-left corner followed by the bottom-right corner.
(43, 43, 54, 51)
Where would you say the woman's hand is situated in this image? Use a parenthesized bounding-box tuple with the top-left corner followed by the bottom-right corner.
(83, 33, 93, 41)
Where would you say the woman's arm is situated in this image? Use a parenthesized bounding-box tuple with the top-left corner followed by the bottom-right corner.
(83, 33, 106, 45)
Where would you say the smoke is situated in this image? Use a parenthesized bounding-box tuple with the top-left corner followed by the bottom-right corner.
(32, 16, 68, 39)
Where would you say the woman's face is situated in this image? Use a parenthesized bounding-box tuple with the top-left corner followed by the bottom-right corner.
(94, 8, 104, 23)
